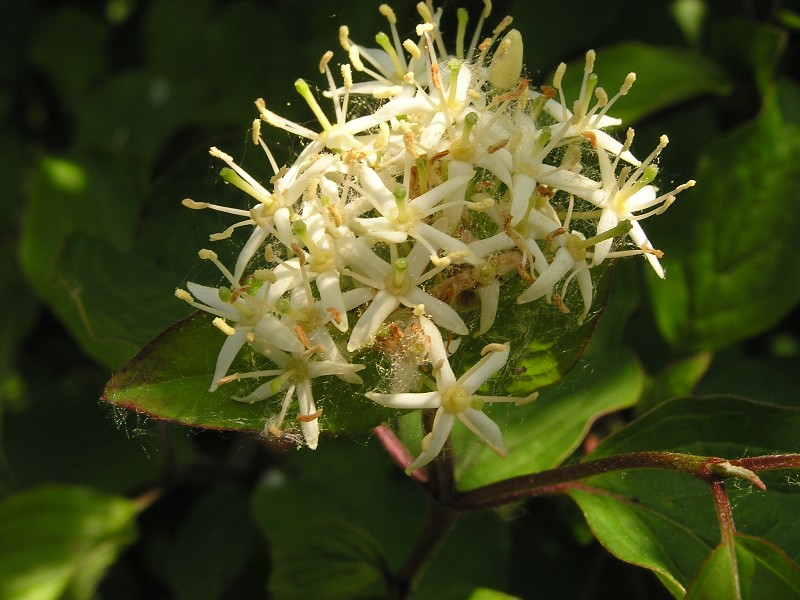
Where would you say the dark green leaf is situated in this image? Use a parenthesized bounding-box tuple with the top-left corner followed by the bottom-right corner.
(697, 352, 799, 407)
(144, 0, 215, 81)
(29, 8, 108, 108)
(777, 78, 800, 127)
(455, 348, 643, 490)
(73, 70, 205, 166)
(268, 519, 387, 600)
(648, 101, 800, 351)
(2, 359, 167, 495)
(164, 486, 263, 600)
(686, 535, 800, 600)
(20, 152, 201, 369)
(0, 486, 139, 600)
(639, 352, 712, 414)
(251, 437, 510, 599)
(555, 43, 730, 125)
(710, 18, 787, 95)
(570, 396, 800, 596)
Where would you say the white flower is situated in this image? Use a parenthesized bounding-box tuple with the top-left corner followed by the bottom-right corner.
(225, 342, 364, 450)
(174, 251, 304, 391)
(366, 316, 535, 472)
(516, 230, 593, 322)
(341, 238, 468, 351)
(175, 1, 691, 463)
(539, 50, 639, 163)
(589, 135, 696, 277)
(354, 162, 478, 264)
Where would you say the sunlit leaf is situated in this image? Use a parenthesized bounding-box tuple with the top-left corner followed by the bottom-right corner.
(686, 535, 800, 600)
(467, 588, 522, 600)
(0, 486, 139, 600)
(455, 348, 643, 490)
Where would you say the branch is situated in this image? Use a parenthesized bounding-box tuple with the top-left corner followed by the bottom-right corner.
(453, 452, 800, 511)
(388, 500, 458, 599)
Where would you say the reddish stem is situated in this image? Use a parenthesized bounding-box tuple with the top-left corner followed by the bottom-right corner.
(373, 425, 428, 484)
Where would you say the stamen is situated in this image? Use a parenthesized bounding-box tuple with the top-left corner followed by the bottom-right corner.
(403, 39, 422, 61)
(466, 0, 492, 61)
(198, 249, 237, 286)
(210, 146, 273, 205)
(379, 4, 406, 70)
(375, 32, 405, 77)
(593, 73, 636, 126)
(294, 79, 332, 131)
(455, 8, 469, 60)
(416, 2, 433, 24)
(182, 198, 207, 209)
(209, 220, 254, 241)
(338, 25, 351, 51)
(212, 317, 236, 336)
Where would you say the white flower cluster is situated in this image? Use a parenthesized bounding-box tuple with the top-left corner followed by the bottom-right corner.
(175, 1, 693, 471)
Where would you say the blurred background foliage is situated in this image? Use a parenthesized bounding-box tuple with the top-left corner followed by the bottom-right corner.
(1, 0, 799, 598)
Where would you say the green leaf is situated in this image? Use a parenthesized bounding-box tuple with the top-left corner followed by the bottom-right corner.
(686, 535, 800, 600)
(29, 8, 108, 109)
(20, 152, 204, 369)
(571, 471, 717, 595)
(268, 519, 388, 600)
(556, 43, 730, 124)
(103, 312, 392, 434)
(710, 18, 787, 96)
(104, 253, 612, 438)
(251, 438, 510, 599)
(164, 486, 263, 600)
(777, 78, 800, 127)
(639, 352, 712, 414)
(592, 396, 800, 458)
(2, 360, 166, 495)
(570, 396, 800, 596)
(697, 352, 799, 407)
(455, 348, 643, 490)
(648, 101, 800, 351)
(467, 588, 522, 600)
(0, 486, 139, 600)
(73, 70, 205, 166)
(449, 262, 615, 396)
